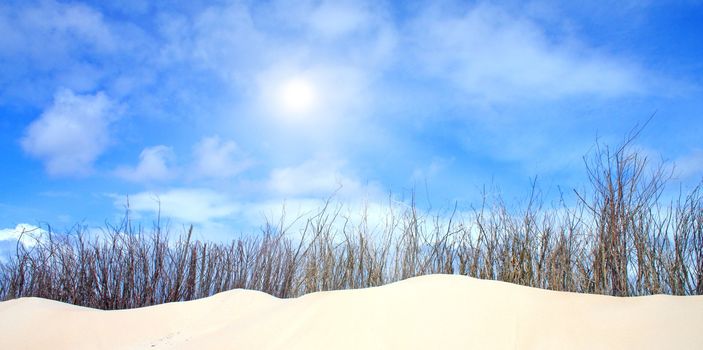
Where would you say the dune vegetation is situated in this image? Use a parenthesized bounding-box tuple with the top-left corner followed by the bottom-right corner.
(1, 134, 701, 310)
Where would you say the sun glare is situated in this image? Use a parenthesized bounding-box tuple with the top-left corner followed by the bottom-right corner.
(278, 78, 317, 116)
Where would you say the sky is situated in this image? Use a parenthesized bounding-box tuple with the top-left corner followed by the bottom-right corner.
(1, 0, 702, 244)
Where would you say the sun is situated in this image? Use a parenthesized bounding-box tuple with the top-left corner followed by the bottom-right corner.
(277, 77, 317, 116)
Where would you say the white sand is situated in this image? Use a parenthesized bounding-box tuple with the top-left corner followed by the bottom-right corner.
(1, 274, 702, 349)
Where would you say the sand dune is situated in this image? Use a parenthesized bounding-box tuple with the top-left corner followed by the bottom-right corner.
(1, 274, 702, 349)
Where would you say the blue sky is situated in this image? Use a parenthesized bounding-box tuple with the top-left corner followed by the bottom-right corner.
(1, 0, 702, 242)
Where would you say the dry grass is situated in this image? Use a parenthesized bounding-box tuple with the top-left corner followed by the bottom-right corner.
(1, 136, 702, 309)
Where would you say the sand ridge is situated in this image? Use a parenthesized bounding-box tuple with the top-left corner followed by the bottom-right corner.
(1, 274, 702, 349)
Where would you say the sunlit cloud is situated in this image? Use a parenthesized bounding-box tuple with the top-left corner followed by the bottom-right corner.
(191, 136, 250, 179)
(2, 0, 701, 241)
(674, 149, 703, 180)
(21, 89, 118, 176)
(405, 2, 645, 103)
(0, 223, 45, 248)
(267, 156, 381, 198)
(115, 145, 175, 182)
(115, 188, 241, 224)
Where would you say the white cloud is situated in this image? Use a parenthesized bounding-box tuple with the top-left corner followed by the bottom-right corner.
(307, 1, 376, 38)
(407, 3, 645, 102)
(115, 145, 175, 182)
(302, 0, 393, 47)
(268, 156, 375, 198)
(412, 157, 453, 182)
(192, 136, 250, 178)
(0, 0, 158, 110)
(25, 0, 115, 51)
(0, 1, 118, 99)
(237, 195, 442, 244)
(112, 188, 399, 241)
(0, 224, 46, 248)
(0, 0, 116, 59)
(111, 155, 386, 238)
(674, 149, 703, 180)
(167, 2, 267, 81)
(21, 88, 117, 176)
(119, 188, 240, 224)
(115, 137, 250, 183)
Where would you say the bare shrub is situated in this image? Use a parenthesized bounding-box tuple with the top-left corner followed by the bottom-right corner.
(1, 136, 702, 309)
